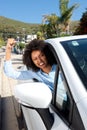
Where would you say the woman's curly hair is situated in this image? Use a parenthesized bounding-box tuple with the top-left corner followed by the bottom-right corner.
(23, 39, 56, 72)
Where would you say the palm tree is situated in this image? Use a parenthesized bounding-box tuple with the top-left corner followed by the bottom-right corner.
(42, 14, 59, 38)
(59, 0, 79, 34)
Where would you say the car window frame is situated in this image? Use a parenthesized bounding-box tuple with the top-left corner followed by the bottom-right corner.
(46, 43, 74, 124)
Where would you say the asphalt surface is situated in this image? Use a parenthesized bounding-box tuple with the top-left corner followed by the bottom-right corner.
(0, 47, 25, 130)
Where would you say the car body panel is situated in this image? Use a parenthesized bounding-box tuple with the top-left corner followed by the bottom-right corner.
(22, 106, 47, 130)
(49, 108, 69, 130)
(77, 98, 87, 129)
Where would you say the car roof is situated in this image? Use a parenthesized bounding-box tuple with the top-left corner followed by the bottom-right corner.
(45, 35, 87, 43)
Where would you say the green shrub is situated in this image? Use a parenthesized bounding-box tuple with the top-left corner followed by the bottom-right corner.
(16, 42, 25, 50)
(0, 38, 5, 48)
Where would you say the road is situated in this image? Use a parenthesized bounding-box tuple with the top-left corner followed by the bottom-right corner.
(0, 47, 26, 130)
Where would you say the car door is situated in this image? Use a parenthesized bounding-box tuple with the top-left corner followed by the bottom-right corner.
(48, 43, 85, 130)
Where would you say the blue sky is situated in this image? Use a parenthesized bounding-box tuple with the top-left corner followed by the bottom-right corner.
(0, 0, 87, 24)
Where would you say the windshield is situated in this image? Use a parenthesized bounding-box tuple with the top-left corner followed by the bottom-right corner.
(61, 38, 87, 89)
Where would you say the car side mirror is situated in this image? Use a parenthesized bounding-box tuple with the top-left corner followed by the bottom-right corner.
(14, 82, 52, 108)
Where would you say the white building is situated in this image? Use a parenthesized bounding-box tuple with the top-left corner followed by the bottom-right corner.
(26, 35, 37, 42)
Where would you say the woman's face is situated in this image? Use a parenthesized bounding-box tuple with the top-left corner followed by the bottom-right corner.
(31, 50, 48, 70)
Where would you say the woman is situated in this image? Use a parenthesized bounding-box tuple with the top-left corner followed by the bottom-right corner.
(4, 38, 57, 91)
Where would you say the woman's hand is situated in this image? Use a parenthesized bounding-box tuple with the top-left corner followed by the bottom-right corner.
(5, 38, 16, 60)
(6, 38, 16, 50)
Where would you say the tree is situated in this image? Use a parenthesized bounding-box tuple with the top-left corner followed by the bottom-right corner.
(59, 0, 79, 34)
(74, 9, 87, 35)
(37, 31, 44, 40)
(41, 0, 79, 38)
(41, 14, 59, 38)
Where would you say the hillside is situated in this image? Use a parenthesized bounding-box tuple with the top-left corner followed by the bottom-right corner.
(0, 16, 40, 34)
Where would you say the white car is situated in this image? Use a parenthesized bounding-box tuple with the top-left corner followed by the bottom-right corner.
(14, 35, 87, 130)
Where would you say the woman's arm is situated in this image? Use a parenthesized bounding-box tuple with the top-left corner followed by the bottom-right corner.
(4, 61, 36, 80)
(5, 38, 16, 61)
(4, 38, 37, 80)
(4, 38, 22, 79)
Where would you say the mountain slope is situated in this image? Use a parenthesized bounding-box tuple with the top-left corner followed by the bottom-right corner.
(0, 16, 40, 34)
